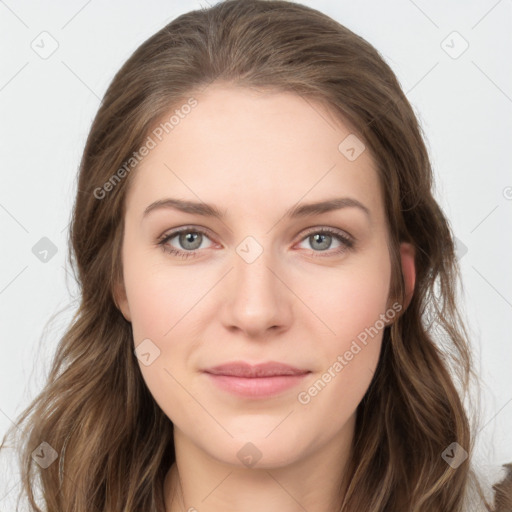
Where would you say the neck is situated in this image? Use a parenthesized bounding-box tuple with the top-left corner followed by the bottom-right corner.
(164, 415, 355, 512)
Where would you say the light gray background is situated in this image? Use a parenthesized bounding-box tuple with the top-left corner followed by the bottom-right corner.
(1, 0, 511, 507)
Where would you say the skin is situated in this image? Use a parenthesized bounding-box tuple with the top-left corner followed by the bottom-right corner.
(115, 83, 415, 512)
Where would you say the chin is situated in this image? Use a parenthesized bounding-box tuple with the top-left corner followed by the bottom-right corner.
(198, 425, 310, 469)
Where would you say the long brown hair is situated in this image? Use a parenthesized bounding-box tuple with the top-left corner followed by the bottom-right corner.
(1, 1, 508, 510)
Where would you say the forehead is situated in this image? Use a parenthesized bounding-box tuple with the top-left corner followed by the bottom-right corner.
(125, 85, 383, 222)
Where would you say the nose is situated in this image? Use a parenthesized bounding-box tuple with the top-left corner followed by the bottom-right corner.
(219, 241, 292, 339)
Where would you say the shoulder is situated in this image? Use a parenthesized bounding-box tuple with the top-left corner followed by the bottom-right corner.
(463, 462, 512, 512)
(492, 463, 512, 511)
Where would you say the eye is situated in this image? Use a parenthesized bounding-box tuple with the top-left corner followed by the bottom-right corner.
(156, 226, 355, 259)
(295, 227, 354, 257)
(157, 227, 214, 259)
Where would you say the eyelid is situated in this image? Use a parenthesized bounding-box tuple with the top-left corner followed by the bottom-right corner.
(158, 224, 353, 245)
(298, 225, 354, 243)
(157, 224, 215, 241)
(157, 224, 355, 258)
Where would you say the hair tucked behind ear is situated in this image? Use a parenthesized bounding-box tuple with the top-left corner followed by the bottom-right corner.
(1, 1, 508, 510)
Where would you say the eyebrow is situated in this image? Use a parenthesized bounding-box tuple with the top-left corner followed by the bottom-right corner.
(143, 196, 371, 221)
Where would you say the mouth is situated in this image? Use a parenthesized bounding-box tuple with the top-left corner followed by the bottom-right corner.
(202, 361, 311, 398)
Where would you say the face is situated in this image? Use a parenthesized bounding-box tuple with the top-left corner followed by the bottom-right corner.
(116, 84, 406, 469)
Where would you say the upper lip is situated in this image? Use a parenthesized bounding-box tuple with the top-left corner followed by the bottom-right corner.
(203, 361, 310, 378)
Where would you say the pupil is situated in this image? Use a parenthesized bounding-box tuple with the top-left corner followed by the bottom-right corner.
(313, 233, 330, 250)
(180, 232, 201, 250)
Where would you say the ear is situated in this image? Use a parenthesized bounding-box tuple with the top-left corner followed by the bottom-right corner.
(399, 242, 416, 310)
(113, 280, 132, 322)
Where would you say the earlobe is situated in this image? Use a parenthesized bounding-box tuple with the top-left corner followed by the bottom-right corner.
(113, 282, 131, 322)
(400, 242, 416, 310)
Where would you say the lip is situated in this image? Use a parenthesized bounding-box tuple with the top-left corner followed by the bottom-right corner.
(203, 361, 311, 398)
(204, 361, 310, 377)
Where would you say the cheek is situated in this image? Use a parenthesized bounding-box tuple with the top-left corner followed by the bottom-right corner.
(122, 246, 185, 342)
(123, 260, 196, 423)
(336, 270, 390, 339)
(302, 250, 391, 396)
(296, 266, 390, 428)
(299, 252, 392, 346)
(126, 274, 169, 342)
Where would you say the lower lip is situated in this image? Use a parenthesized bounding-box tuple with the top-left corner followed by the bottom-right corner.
(204, 372, 309, 398)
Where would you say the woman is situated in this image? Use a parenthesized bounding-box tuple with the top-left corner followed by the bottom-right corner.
(2, 1, 510, 510)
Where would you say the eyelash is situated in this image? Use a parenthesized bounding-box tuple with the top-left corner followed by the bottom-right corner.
(156, 225, 355, 260)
